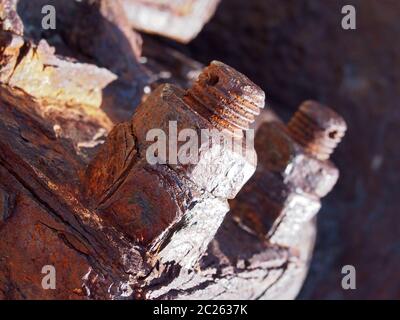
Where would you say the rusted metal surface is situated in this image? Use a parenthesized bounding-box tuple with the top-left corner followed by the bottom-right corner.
(0, 0, 147, 299)
(181, 0, 399, 299)
(144, 102, 346, 299)
(122, 0, 221, 43)
(0, 6, 269, 296)
(0, 186, 15, 222)
(0, 0, 349, 300)
(184, 61, 264, 135)
(17, 0, 149, 124)
(85, 61, 264, 269)
(288, 101, 347, 161)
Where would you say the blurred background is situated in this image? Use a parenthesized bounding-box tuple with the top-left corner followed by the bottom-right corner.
(153, 0, 400, 299)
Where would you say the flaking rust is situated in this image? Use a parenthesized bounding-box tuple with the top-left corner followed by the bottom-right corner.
(232, 100, 346, 248)
(0, 0, 348, 299)
(85, 61, 265, 271)
(143, 101, 347, 300)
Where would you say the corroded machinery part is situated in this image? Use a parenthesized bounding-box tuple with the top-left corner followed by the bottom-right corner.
(0, 0, 347, 300)
(144, 103, 346, 300)
(288, 101, 347, 161)
(85, 61, 265, 270)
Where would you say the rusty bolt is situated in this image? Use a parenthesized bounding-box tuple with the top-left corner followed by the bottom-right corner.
(180, 101, 347, 299)
(143, 102, 348, 300)
(130, 61, 264, 199)
(184, 61, 264, 136)
(230, 101, 347, 248)
(287, 100, 347, 161)
(85, 61, 265, 268)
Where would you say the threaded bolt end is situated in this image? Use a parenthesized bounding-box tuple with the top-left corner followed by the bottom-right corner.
(287, 101, 347, 160)
(184, 61, 265, 136)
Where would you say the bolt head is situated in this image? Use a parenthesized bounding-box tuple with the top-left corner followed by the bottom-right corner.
(131, 84, 257, 199)
(256, 121, 339, 198)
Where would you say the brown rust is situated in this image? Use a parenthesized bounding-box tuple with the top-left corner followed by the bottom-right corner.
(85, 61, 264, 271)
(0, 0, 348, 300)
(232, 102, 346, 247)
(143, 102, 347, 299)
(184, 60, 264, 135)
(287, 101, 347, 161)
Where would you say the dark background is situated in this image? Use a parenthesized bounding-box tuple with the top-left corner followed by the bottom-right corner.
(160, 0, 400, 299)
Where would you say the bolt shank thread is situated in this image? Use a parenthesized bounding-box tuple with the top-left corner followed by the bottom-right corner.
(184, 61, 265, 136)
(287, 101, 347, 160)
